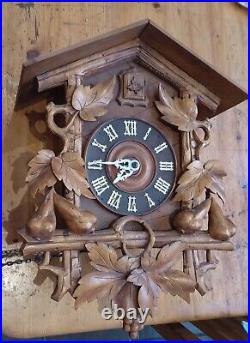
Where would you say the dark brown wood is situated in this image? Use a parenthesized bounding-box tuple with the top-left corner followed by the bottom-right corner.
(15, 20, 148, 109)
(15, 20, 247, 117)
(154, 323, 201, 341)
(192, 318, 248, 341)
(141, 20, 247, 116)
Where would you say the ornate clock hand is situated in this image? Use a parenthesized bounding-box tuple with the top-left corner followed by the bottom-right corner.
(88, 159, 140, 171)
(113, 159, 140, 184)
(113, 169, 134, 184)
(100, 159, 140, 171)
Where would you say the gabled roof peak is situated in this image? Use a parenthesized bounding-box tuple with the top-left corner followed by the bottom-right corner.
(16, 19, 247, 116)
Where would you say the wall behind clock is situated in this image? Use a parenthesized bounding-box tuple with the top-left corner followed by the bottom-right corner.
(2, 2, 248, 338)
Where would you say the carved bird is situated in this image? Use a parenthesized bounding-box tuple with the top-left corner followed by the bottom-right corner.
(208, 198, 236, 240)
(53, 191, 97, 234)
(172, 198, 211, 234)
(27, 189, 56, 240)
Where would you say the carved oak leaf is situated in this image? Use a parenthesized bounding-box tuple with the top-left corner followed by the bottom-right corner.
(51, 152, 94, 199)
(127, 242, 196, 309)
(71, 76, 116, 121)
(26, 149, 57, 197)
(174, 160, 227, 202)
(155, 84, 200, 131)
(73, 243, 137, 309)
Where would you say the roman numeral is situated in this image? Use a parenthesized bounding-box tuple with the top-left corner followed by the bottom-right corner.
(103, 124, 118, 142)
(91, 139, 107, 153)
(124, 120, 137, 136)
(87, 160, 103, 170)
(127, 196, 137, 212)
(144, 193, 155, 208)
(92, 176, 109, 195)
(159, 161, 174, 171)
(154, 142, 168, 154)
(107, 191, 122, 210)
(143, 127, 152, 141)
(154, 177, 171, 195)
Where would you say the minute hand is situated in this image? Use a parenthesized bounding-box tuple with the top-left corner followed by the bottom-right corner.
(100, 159, 140, 171)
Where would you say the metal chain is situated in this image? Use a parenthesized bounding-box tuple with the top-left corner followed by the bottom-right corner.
(2, 249, 63, 267)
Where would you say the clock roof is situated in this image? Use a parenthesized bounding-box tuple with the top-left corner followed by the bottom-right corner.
(15, 19, 247, 118)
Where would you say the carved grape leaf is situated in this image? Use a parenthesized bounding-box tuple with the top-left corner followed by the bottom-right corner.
(51, 152, 94, 199)
(141, 242, 187, 273)
(86, 242, 138, 273)
(112, 282, 139, 313)
(26, 149, 57, 197)
(73, 243, 137, 309)
(72, 76, 116, 122)
(154, 270, 196, 303)
(74, 271, 127, 309)
(127, 242, 196, 307)
(127, 268, 160, 313)
(155, 84, 199, 131)
(174, 160, 227, 202)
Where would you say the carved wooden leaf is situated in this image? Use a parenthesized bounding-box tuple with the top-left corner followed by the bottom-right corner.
(87, 76, 116, 107)
(71, 85, 91, 111)
(141, 242, 186, 273)
(113, 282, 139, 312)
(79, 106, 107, 122)
(155, 84, 198, 131)
(26, 149, 57, 197)
(74, 242, 136, 309)
(86, 242, 136, 274)
(154, 270, 196, 304)
(174, 160, 226, 202)
(127, 268, 160, 313)
(127, 243, 194, 309)
(72, 76, 116, 121)
(51, 152, 94, 199)
(73, 271, 127, 309)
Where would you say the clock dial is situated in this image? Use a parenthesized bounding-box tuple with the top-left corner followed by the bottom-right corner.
(85, 118, 176, 216)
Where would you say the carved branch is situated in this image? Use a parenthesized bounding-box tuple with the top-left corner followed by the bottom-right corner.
(19, 229, 234, 256)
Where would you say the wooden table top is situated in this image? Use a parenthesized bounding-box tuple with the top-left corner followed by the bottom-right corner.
(2, 2, 247, 338)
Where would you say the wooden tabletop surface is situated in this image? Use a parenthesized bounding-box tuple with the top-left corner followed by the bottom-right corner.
(2, 2, 248, 338)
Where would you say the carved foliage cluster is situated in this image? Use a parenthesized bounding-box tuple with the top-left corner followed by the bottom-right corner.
(26, 76, 116, 200)
(73, 242, 196, 313)
(155, 84, 234, 241)
(22, 70, 236, 340)
(72, 76, 116, 121)
(26, 150, 93, 198)
(173, 160, 227, 203)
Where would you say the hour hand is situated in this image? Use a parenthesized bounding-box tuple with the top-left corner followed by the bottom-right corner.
(113, 169, 133, 184)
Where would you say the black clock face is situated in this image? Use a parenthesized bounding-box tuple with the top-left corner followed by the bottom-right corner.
(85, 118, 176, 216)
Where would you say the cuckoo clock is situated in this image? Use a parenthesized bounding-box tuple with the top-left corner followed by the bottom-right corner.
(16, 20, 247, 339)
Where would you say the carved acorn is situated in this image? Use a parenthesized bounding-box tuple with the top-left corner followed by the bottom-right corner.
(27, 189, 56, 240)
(172, 198, 211, 234)
(208, 198, 236, 240)
(53, 191, 96, 234)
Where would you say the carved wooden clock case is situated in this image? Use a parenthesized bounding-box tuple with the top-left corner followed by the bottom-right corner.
(15, 20, 247, 339)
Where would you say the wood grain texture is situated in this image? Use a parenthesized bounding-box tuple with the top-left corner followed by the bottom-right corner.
(2, 2, 248, 338)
